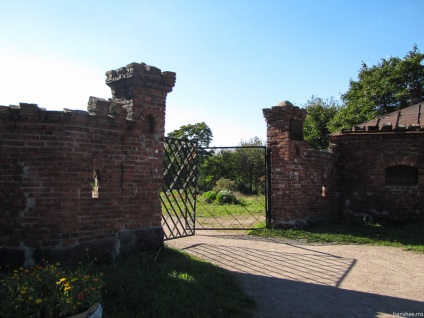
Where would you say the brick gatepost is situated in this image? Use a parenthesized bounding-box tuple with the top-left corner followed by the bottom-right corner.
(263, 101, 336, 227)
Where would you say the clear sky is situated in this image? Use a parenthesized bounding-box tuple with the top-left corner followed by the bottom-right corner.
(1, 0, 423, 146)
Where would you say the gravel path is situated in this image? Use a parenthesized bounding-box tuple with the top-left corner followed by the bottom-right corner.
(166, 231, 424, 318)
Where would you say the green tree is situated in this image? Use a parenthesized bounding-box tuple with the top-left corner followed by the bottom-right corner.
(197, 137, 266, 194)
(329, 45, 424, 132)
(234, 137, 266, 194)
(197, 149, 237, 191)
(303, 96, 339, 150)
(164, 122, 212, 192)
(167, 122, 213, 147)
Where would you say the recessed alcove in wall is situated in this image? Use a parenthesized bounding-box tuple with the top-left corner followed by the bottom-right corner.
(144, 115, 155, 133)
(92, 170, 100, 198)
(385, 165, 418, 185)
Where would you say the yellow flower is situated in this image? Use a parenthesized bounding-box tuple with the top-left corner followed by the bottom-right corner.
(35, 299, 43, 304)
(56, 278, 67, 284)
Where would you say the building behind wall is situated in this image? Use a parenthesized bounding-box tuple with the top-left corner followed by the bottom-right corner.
(0, 62, 176, 267)
(329, 102, 424, 220)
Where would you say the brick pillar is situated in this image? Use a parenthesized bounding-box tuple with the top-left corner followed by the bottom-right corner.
(104, 62, 176, 197)
(263, 101, 309, 226)
(102, 63, 176, 255)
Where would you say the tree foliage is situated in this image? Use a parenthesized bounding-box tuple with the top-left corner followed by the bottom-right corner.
(234, 137, 266, 194)
(167, 122, 213, 148)
(303, 96, 339, 150)
(198, 137, 266, 194)
(329, 45, 424, 132)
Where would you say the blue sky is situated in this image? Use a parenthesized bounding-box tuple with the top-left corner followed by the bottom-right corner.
(1, 0, 423, 146)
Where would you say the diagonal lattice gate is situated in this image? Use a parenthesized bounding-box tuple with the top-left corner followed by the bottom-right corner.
(161, 137, 198, 240)
(161, 139, 270, 240)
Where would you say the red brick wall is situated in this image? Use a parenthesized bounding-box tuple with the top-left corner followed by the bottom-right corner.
(263, 102, 424, 225)
(0, 62, 176, 266)
(329, 132, 424, 219)
(263, 102, 337, 227)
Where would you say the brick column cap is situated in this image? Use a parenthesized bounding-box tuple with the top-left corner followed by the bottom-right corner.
(263, 101, 306, 121)
(105, 62, 176, 98)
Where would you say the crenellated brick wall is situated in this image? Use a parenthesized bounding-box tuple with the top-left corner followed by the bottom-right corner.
(263, 101, 337, 227)
(264, 100, 424, 225)
(0, 62, 176, 267)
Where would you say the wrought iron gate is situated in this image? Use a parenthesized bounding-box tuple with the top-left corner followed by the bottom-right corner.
(196, 146, 270, 230)
(161, 137, 198, 240)
(161, 140, 270, 240)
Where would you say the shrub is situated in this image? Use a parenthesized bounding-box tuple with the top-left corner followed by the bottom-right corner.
(212, 178, 236, 192)
(216, 190, 237, 204)
(202, 191, 217, 203)
(0, 260, 104, 318)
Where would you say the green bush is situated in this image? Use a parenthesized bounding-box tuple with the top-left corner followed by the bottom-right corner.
(216, 190, 237, 204)
(212, 178, 236, 192)
(202, 191, 217, 203)
(0, 260, 104, 318)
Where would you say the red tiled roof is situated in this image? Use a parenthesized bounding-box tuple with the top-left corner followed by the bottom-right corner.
(332, 102, 424, 135)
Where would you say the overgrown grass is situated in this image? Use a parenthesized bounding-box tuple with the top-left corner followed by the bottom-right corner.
(249, 217, 424, 253)
(97, 247, 255, 317)
(197, 194, 265, 218)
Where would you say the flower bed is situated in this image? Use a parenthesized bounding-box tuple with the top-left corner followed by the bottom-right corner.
(0, 260, 104, 318)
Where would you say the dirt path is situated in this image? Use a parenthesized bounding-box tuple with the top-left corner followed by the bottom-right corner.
(166, 231, 424, 318)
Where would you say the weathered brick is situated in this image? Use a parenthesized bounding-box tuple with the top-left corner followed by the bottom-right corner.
(0, 62, 174, 266)
(263, 101, 337, 227)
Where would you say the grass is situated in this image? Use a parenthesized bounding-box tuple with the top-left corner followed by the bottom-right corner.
(249, 217, 424, 253)
(161, 191, 265, 218)
(96, 247, 255, 317)
(197, 194, 265, 218)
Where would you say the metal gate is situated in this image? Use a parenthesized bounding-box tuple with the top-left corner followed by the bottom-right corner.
(196, 146, 270, 230)
(161, 140, 270, 240)
(161, 137, 198, 240)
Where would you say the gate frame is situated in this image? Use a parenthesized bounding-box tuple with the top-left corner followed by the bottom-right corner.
(161, 137, 198, 240)
(162, 140, 272, 240)
(196, 145, 271, 231)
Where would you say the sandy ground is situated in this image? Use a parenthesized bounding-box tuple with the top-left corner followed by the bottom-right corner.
(166, 231, 424, 318)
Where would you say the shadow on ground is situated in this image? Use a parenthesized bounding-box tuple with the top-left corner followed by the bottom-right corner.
(178, 240, 423, 318)
(237, 273, 424, 318)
